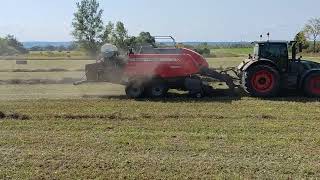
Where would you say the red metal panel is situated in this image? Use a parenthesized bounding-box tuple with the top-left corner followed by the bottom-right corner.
(181, 48, 209, 68)
(124, 49, 208, 79)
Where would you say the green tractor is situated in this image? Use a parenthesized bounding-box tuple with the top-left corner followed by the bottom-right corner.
(238, 41, 320, 97)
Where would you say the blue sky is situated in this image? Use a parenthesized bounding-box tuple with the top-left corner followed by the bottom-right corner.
(0, 0, 319, 42)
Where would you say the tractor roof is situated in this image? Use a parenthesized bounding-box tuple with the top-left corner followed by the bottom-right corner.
(253, 40, 296, 44)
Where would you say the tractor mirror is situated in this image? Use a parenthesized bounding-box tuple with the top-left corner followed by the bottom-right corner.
(299, 43, 303, 53)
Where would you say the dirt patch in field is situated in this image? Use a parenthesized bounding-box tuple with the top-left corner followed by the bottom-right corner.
(0, 111, 30, 120)
(143, 113, 275, 120)
(246, 114, 276, 120)
(13, 68, 70, 72)
(0, 78, 80, 85)
(159, 113, 226, 119)
(55, 112, 227, 121)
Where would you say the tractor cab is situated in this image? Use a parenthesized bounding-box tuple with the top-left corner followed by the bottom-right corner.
(251, 41, 303, 73)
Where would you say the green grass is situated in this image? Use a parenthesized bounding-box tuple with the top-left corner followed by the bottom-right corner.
(1, 98, 320, 179)
(0, 84, 124, 100)
(211, 48, 252, 57)
(207, 57, 244, 68)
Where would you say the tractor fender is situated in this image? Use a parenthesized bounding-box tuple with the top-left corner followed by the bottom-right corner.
(299, 69, 320, 89)
(240, 59, 279, 72)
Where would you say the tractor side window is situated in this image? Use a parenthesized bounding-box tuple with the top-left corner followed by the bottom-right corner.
(253, 44, 259, 58)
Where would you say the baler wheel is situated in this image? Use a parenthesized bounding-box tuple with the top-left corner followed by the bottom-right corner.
(242, 65, 280, 97)
(125, 81, 145, 98)
(147, 80, 168, 98)
(303, 72, 320, 97)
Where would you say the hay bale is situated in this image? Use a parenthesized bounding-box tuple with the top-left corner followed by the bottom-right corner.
(16, 60, 28, 65)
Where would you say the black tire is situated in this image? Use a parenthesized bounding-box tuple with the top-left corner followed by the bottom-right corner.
(189, 91, 204, 98)
(125, 81, 145, 99)
(147, 80, 168, 98)
(202, 84, 214, 96)
(303, 72, 320, 97)
(242, 65, 280, 97)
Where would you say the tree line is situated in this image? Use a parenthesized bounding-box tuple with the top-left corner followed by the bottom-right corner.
(29, 43, 78, 52)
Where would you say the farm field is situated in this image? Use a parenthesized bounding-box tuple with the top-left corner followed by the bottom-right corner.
(1, 49, 320, 179)
(1, 98, 320, 179)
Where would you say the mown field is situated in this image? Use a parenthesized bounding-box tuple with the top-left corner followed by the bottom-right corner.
(1, 48, 320, 179)
(1, 98, 320, 179)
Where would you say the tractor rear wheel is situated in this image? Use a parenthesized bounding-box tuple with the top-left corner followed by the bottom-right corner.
(125, 81, 145, 99)
(303, 72, 320, 97)
(242, 65, 280, 97)
(147, 80, 168, 98)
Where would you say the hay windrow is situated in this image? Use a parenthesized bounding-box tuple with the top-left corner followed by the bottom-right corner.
(0, 68, 84, 72)
(0, 111, 30, 120)
(0, 78, 80, 85)
(54, 113, 138, 121)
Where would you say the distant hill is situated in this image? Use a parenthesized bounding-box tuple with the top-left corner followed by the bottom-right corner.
(22, 42, 72, 48)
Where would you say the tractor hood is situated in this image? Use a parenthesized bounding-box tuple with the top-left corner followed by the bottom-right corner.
(238, 58, 320, 72)
(300, 60, 320, 69)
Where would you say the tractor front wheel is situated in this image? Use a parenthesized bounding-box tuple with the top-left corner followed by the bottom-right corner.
(125, 81, 145, 99)
(242, 65, 280, 97)
(303, 72, 320, 97)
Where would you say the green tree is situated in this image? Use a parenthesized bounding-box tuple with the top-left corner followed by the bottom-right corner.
(304, 18, 320, 53)
(110, 21, 129, 50)
(102, 21, 114, 43)
(72, 0, 104, 55)
(99, 20, 155, 51)
(5, 35, 28, 54)
(195, 43, 211, 57)
(135, 32, 156, 46)
(125, 36, 137, 48)
(294, 31, 309, 49)
(0, 37, 18, 56)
